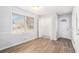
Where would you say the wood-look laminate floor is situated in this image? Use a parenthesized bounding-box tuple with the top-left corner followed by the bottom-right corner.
(0, 37, 75, 53)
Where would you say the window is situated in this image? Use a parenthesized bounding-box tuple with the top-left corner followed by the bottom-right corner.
(12, 13, 25, 33)
(12, 13, 34, 34)
(25, 16, 34, 32)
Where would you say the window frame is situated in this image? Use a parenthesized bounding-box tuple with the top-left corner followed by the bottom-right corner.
(11, 12, 26, 34)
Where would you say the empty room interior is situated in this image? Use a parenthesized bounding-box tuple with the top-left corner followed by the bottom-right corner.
(0, 6, 79, 53)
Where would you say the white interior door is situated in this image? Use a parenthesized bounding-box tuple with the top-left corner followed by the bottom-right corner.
(58, 14, 72, 39)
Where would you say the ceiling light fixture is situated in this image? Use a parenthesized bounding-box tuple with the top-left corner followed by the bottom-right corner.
(31, 6, 41, 10)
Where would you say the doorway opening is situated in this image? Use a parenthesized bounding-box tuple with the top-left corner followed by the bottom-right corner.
(57, 13, 72, 40)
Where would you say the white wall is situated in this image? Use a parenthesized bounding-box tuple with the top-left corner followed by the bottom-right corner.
(39, 16, 52, 37)
(72, 7, 79, 53)
(0, 7, 37, 50)
(39, 13, 57, 40)
(0, 7, 11, 32)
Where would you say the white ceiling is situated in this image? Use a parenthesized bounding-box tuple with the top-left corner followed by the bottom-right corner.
(18, 6, 73, 15)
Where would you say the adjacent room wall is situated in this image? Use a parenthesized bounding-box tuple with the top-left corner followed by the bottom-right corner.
(0, 7, 38, 50)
